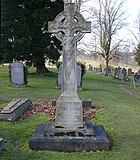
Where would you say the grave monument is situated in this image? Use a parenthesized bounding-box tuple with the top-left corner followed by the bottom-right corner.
(10, 61, 26, 88)
(29, 2, 110, 152)
(0, 99, 32, 121)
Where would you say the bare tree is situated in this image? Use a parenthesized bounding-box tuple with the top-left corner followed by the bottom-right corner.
(75, 0, 88, 11)
(132, 12, 140, 65)
(129, 12, 140, 47)
(91, 0, 127, 75)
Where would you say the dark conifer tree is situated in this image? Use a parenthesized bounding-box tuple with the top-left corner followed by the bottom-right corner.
(1, 0, 63, 73)
(1, 0, 31, 63)
(24, 0, 63, 73)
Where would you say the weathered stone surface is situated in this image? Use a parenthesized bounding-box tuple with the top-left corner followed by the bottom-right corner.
(44, 122, 95, 137)
(0, 99, 32, 121)
(52, 99, 92, 108)
(0, 138, 4, 153)
(10, 62, 25, 88)
(29, 2, 111, 152)
(29, 122, 110, 152)
(57, 64, 82, 89)
(48, 3, 91, 129)
(55, 95, 83, 129)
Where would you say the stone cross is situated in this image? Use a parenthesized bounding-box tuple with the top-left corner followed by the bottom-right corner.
(48, 3, 91, 129)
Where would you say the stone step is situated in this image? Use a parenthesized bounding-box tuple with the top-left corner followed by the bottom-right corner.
(0, 99, 32, 121)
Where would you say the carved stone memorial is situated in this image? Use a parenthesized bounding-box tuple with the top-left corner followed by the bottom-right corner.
(29, 2, 110, 152)
(57, 64, 82, 89)
(0, 99, 32, 121)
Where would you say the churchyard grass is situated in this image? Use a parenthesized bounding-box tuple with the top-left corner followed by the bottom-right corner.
(0, 66, 140, 160)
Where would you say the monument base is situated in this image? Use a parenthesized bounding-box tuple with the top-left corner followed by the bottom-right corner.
(29, 122, 111, 152)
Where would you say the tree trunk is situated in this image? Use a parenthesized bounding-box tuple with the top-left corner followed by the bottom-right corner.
(104, 58, 109, 76)
(35, 59, 49, 74)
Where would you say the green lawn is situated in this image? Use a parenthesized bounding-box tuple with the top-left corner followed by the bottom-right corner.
(0, 66, 140, 160)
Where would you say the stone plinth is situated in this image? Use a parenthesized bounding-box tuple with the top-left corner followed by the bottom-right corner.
(55, 94, 83, 129)
(29, 122, 110, 152)
(0, 99, 32, 121)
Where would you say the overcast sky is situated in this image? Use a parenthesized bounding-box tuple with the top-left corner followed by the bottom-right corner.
(126, 0, 140, 21)
(78, 0, 140, 51)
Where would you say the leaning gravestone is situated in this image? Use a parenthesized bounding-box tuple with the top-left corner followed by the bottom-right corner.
(29, 2, 110, 152)
(119, 73, 124, 81)
(57, 64, 82, 89)
(0, 99, 32, 121)
(10, 62, 25, 88)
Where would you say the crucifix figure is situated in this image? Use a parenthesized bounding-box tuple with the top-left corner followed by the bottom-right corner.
(48, 3, 91, 129)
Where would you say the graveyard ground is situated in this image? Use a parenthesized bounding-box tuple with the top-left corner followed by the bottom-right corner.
(0, 66, 140, 160)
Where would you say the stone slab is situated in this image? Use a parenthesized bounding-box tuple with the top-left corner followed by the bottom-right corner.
(29, 122, 111, 152)
(0, 138, 4, 153)
(52, 99, 92, 108)
(0, 99, 32, 121)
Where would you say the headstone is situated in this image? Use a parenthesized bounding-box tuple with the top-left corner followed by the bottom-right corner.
(0, 138, 4, 153)
(119, 73, 124, 81)
(76, 64, 82, 88)
(57, 64, 82, 89)
(29, 2, 110, 152)
(114, 67, 121, 78)
(130, 75, 136, 88)
(130, 72, 140, 87)
(128, 68, 132, 76)
(99, 64, 102, 72)
(134, 73, 140, 82)
(114, 67, 118, 76)
(122, 68, 127, 77)
(94, 67, 100, 73)
(137, 69, 140, 75)
(104, 66, 113, 75)
(88, 64, 93, 71)
(10, 62, 25, 87)
(0, 99, 32, 121)
(118, 66, 121, 74)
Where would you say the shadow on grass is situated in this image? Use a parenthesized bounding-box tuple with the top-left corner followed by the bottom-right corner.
(82, 88, 110, 92)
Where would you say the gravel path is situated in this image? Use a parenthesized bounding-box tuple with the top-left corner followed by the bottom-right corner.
(117, 84, 140, 99)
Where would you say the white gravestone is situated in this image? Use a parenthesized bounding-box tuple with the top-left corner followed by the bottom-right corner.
(48, 3, 91, 129)
(10, 62, 25, 87)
